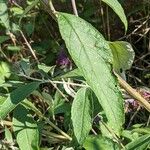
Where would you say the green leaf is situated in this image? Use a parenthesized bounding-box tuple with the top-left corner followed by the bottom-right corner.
(7, 45, 22, 51)
(71, 88, 92, 144)
(13, 105, 39, 150)
(38, 64, 54, 73)
(121, 130, 139, 142)
(58, 13, 124, 135)
(0, 95, 6, 105)
(0, 82, 40, 119)
(109, 41, 135, 74)
(0, 0, 10, 30)
(0, 61, 11, 84)
(0, 36, 10, 44)
(5, 127, 13, 143)
(101, 0, 128, 31)
(125, 134, 150, 150)
(83, 135, 120, 150)
(19, 0, 39, 24)
(54, 68, 82, 80)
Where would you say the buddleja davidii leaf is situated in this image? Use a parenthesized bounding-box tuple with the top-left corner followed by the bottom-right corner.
(71, 87, 92, 145)
(101, 0, 128, 31)
(13, 105, 39, 150)
(0, 82, 40, 119)
(109, 41, 135, 74)
(58, 13, 124, 136)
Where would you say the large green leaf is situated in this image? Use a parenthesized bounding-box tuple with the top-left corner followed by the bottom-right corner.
(71, 88, 92, 144)
(101, 0, 128, 31)
(83, 135, 120, 150)
(0, 82, 40, 119)
(109, 41, 135, 74)
(13, 105, 39, 150)
(125, 134, 150, 150)
(58, 13, 124, 135)
(0, 0, 10, 30)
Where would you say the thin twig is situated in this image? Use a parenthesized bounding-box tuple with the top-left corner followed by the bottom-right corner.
(20, 30, 39, 64)
(127, 106, 141, 129)
(71, 0, 78, 16)
(22, 100, 72, 141)
(42, 130, 68, 140)
(53, 80, 88, 87)
(106, 6, 110, 40)
(48, 0, 56, 14)
(115, 73, 150, 112)
(19, 74, 69, 102)
(101, 120, 125, 149)
(48, 79, 69, 102)
(0, 120, 12, 126)
(0, 48, 11, 62)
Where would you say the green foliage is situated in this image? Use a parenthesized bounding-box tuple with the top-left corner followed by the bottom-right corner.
(0, 0, 10, 30)
(0, 61, 11, 84)
(125, 134, 150, 150)
(101, 0, 128, 31)
(13, 105, 39, 150)
(109, 41, 135, 74)
(0, 82, 40, 119)
(71, 87, 92, 144)
(0, 0, 149, 149)
(83, 135, 120, 150)
(19, 0, 39, 24)
(58, 12, 124, 136)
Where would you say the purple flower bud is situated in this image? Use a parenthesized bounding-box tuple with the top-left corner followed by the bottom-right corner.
(56, 50, 71, 68)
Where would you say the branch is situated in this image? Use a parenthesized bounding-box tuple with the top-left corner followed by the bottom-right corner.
(115, 73, 150, 112)
(71, 0, 78, 16)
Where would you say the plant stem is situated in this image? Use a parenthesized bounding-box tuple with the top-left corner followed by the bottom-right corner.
(20, 30, 39, 64)
(71, 0, 78, 16)
(48, 0, 56, 14)
(115, 73, 150, 112)
(22, 100, 72, 141)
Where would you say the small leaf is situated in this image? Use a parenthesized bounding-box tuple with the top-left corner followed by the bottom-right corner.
(5, 127, 13, 143)
(13, 105, 39, 150)
(0, 62, 11, 84)
(54, 68, 82, 80)
(19, 0, 39, 24)
(38, 64, 54, 73)
(109, 41, 135, 74)
(0, 0, 10, 30)
(101, 0, 128, 31)
(0, 82, 40, 119)
(7, 45, 22, 51)
(0, 36, 10, 44)
(71, 88, 92, 144)
(0, 95, 6, 105)
(125, 134, 150, 150)
(83, 135, 120, 150)
(58, 13, 124, 135)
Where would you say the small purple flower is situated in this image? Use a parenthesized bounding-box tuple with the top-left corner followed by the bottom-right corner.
(56, 50, 71, 68)
(143, 91, 150, 98)
(125, 98, 139, 112)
